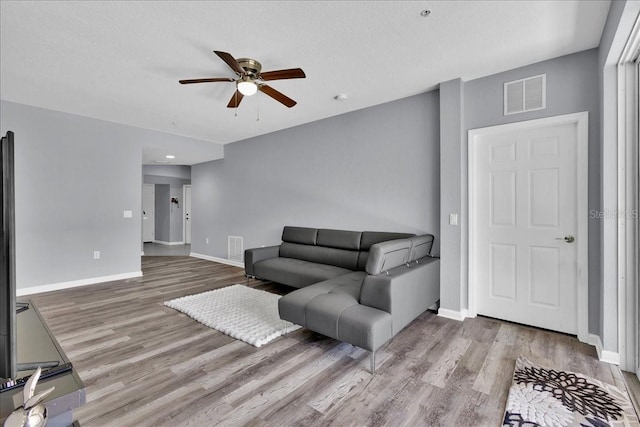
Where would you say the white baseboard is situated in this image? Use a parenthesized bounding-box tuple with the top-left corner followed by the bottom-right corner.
(190, 252, 244, 268)
(437, 308, 469, 321)
(153, 240, 185, 246)
(17, 271, 143, 296)
(587, 333, 620, 365)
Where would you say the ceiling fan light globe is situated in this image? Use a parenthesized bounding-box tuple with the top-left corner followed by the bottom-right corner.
(237, 81, 258, 96)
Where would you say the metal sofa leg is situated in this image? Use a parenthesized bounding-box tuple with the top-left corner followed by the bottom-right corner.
(370, 350, 376, 375)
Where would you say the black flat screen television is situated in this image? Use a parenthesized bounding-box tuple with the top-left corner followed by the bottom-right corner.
(0, 130, 16, 381)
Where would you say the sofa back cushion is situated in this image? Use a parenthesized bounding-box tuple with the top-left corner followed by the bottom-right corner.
(365, 239, 413, 275)
(360, 231, 415, 250)
(279, 227, 421, 272)
(316, 229, 362, 250)
(282, 226, 318, 245)
(280, 242, 360, 271)
(357, 231, 415, 270)
(408, 234, 434, 261)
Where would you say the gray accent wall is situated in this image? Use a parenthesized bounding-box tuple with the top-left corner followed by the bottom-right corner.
(192, 91, 440, 259)
(440, 49, 602, 334)
(439, 49, 601, 333)
(169, 187, 184, 242)
(151, 183, 186, 243)
(439, 78, 465, 313)
(154, 184, 171, 242)
(0, 100, 216, 290)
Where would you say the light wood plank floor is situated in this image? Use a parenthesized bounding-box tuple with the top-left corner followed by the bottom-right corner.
(26, 256, 636, 426)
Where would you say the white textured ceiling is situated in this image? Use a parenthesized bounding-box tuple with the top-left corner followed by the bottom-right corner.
(0, 1, 610, 165)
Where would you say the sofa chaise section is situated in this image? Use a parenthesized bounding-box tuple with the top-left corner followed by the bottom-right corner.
(278, 235, 439, 373)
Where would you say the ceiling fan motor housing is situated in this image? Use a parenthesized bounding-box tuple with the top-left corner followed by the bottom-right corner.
(236, 58, 262, 77)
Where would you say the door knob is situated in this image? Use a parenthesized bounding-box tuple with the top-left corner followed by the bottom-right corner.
(556, 235, 575, 243)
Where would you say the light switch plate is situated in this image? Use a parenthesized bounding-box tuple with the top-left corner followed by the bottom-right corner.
(449, 213, 458, 226)
(123, 210, 133, 218)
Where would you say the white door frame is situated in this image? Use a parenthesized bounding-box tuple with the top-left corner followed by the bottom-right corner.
(468, 112, 589, 343)
(183, 184, 191, 245)
(616, 14, 640, 373)
(142, 183, 155, 243)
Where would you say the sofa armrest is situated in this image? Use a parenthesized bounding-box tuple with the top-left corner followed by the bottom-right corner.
(360, 257, 440, 334)
(244, 245, 280, 276)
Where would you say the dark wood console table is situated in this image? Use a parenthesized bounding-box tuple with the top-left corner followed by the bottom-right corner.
(0, 300, 85, 426)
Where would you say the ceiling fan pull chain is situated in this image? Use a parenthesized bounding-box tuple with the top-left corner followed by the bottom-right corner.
(257, 90, 260, 122)
(234, 84, 238, 117)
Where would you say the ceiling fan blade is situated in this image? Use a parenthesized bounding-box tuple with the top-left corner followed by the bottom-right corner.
(259, 85, 297, 108)
(179, 77, 234, 84)
(214, 50, 245, 76)
(259, 68, 306, 81)
(226, 90, 244, 108)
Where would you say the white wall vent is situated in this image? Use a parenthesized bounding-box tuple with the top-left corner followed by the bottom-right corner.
(504, 74, 546, 115)
(228, 236, 244, 262)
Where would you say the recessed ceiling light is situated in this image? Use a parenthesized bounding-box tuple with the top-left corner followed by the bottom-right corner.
(420, 9, 431, 17)
(166, 155, 175, 159)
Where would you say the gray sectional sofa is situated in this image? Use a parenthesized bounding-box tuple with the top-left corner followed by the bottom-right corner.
(244, 226, 440, 373)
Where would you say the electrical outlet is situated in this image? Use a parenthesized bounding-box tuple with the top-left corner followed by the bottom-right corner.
(205, 238, 209, 244)
(449, 214, 458, 226)
(93, 251, 100, 259)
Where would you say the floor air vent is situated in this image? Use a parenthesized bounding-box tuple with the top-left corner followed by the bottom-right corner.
(504, 73, 546, 115)
(228, 236, 243, 262)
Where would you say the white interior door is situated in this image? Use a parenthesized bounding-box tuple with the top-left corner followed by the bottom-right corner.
(142, 184, 155, 243)
(184, 185, 192, 245)
(470, 114, 587, 335)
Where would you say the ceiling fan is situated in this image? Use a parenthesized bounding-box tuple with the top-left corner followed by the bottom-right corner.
(179, 50, 306, 108)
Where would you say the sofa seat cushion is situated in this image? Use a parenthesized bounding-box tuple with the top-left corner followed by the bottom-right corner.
(278, 271, 366, 324)
(253, 257, 353, 288)
(278, 271, 393, 351)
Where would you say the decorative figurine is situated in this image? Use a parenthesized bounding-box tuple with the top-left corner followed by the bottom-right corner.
(4, 367, 55, 427)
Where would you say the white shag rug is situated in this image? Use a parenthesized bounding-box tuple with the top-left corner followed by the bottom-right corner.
(164, 284, 300, 347)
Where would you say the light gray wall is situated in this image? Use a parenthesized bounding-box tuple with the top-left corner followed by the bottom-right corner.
(192, 91, 440, 259)
(0, 100, 213, 290)
(439, 49, 601, 335)
(142, 165, 191, 180)
(0, 101, 142, 288)
(143, 175, 190, 188)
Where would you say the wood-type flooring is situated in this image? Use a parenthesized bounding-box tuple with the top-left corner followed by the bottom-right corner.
(26, 256, 638, 426)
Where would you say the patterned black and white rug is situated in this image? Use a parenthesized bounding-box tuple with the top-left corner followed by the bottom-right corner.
(503, 356, 639, 427)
